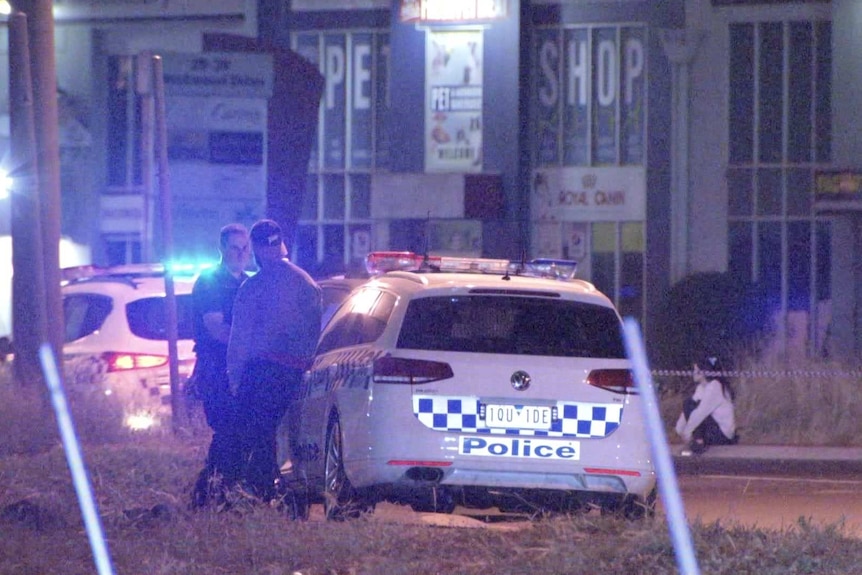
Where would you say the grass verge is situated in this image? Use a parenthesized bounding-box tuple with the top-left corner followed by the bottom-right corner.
(3, 363, 862, 573)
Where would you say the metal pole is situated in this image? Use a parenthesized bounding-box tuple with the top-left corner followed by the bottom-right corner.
(136, 52, 155, 262)
(151, 54, 182, 431)
(623, 318, 701, 575)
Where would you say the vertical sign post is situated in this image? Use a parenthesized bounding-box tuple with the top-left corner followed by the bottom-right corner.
(152, 55, 182, 432)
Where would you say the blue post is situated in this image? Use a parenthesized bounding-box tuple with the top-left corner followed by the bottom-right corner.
(622, 318, 700, 575)
(39, 344, 114, 575)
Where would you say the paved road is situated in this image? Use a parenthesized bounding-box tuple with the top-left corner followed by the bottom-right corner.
(669, 444, 862, 535)
(672, 473, 862, 535)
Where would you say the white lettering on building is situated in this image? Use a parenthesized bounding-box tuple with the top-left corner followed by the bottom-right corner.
(325, 45, 345, 110)
(538, 36, 645, 109)
(354, 43, 371, 110)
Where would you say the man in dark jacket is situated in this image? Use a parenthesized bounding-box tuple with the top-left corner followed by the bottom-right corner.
(227, 219, 322, 500)
(190, 223, 250, 508)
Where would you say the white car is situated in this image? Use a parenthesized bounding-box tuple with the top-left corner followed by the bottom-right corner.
(61, 264, 198, 430)
(288, 252, 656, 520)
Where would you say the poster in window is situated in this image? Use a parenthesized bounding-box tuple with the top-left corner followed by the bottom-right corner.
(592, 27, 618, 165)
(563, 222, 588, 260)
(425, 29, 483, 172)
(428, 220, 482, 257)
(533, 27, 560, 166)
(323, 33, 347, 170)
(620, 26, 646, 165)
(375, 33, 391, 170)
(351, 33, 374, 169)
(533, 221, 563, 259)
(563, 27, 589, 166)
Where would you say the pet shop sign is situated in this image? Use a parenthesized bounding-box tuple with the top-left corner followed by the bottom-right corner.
(425, 29, 484, 172)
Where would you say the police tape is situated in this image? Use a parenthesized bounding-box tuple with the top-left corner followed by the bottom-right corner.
(651, 369, 862, 379)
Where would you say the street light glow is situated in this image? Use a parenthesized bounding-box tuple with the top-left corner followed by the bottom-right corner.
(0, 169, 11, 200)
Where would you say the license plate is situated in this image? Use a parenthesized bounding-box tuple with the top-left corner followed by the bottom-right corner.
(484, 404, 553, 430)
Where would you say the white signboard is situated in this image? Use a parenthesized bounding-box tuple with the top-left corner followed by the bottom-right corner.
(292, 0, 389, 9)
(54, 0, 248, 21)
(160, 53, 271, 257)
(166, 96, 268, 201)
(531, 167, 646, 222)
(100, 194, 145, 234)
(425, 29, 483, 173)
(401, 0, 508, 22)
(162, 52, 272, 99)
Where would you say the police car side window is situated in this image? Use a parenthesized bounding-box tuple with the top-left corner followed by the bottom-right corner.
(126, 295, 196, 341)
(316, 290, 396, 354)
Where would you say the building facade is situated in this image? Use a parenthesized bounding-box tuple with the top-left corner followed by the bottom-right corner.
(2, 0, 859, 365)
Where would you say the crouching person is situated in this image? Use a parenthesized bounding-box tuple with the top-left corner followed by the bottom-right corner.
(675, 355, 738, 455)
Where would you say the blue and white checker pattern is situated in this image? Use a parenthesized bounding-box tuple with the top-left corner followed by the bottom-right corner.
(413, 395, 622, 438)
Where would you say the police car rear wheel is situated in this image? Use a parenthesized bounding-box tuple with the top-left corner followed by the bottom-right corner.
(600, 489, 656, 520)
(324, 416, 366, 521)
(409, 487, 457, 514)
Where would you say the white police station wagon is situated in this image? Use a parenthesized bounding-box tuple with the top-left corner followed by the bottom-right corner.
(288, 252, 656, 520)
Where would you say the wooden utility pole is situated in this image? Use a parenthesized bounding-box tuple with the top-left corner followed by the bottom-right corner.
(10, 0, 64, 364)
(8, 11, 47, 388)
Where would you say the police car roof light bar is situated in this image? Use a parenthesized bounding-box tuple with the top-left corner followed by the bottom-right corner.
(61, 261, 216, 284)
(365, 251, 579, 280)
(522, 259, 578, 281)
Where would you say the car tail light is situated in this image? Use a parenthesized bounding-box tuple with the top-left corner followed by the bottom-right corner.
(586, 369, 637, 394)
(372, 356, 454, 385)
(102, 352, 168, 372)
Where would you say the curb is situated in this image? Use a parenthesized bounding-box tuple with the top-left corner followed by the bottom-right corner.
(671, 444, 862, 479)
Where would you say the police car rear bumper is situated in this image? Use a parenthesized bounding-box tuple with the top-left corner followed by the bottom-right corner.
(347, 458, 655, 500)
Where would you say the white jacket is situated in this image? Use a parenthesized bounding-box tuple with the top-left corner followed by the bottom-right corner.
(675, 378, 736, 442)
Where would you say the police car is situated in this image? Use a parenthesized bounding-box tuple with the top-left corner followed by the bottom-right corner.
(288, 252, 656, 519)
(62, 264, 198, 430)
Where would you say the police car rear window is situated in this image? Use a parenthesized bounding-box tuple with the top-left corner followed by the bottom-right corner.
(63, 293, 113, 343)
(396, 296, 626, 358)
(126, 295, 195, 341)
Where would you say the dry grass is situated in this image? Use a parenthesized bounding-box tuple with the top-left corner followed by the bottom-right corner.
(3, 364, 862, 574)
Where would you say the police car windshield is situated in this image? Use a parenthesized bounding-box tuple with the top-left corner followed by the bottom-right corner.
(396, 296, 626, 358)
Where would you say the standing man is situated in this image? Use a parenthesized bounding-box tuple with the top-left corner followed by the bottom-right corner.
(227, 219, 322, 500)
(190, 223, 251, 508)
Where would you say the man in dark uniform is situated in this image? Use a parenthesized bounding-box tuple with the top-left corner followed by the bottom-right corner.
(190, 223, 251, 508)
(227, 219, 321, 500)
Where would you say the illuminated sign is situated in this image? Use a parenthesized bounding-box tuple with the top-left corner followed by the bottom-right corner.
(400, 0, 508, 23)
(711, 0, 827, 5)
(293, 0, 389, 9)
(815, 171, 862, 200)
(53, 0, 247, 20)
(425, 29, 484, 172)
